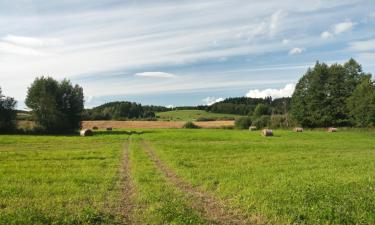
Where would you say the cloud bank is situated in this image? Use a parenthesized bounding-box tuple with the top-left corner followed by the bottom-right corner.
(246, 83, 295, 99)
(202, 97, 224, 106)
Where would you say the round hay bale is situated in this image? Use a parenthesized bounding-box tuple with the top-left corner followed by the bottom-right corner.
(106, 127, 113, 131)
(294, 127, 304, 132)
(92, 126, 98, 130)
(249, 126, 257, 131)
(328, 127, 337, 132)
(262, 129, 273, 137)
(80, 129, 93, 137)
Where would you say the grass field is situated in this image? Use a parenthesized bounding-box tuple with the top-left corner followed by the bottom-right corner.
(156, 110, 240, 121)
(0, 134, 125, 224)
(1, 129, 375, 224)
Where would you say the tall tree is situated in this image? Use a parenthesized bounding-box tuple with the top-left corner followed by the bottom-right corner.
(347, 76, 375, 127)
(0, 87, 17, 132)
(25, 77, 84, 133)
(291, 59, 368, 127)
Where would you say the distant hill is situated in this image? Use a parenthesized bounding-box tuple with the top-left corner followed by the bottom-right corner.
(83, 101, 169, 120)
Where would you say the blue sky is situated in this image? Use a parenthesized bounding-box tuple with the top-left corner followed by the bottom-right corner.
(0, 0, 375, 109)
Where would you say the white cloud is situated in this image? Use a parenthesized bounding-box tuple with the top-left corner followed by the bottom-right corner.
(282, 39, 289, 45)
(289, 47, 304, 55)
(349, 39, 375, 52)
(246, 83, 295, 99)
(333, 21, 355, 34)
(321, 31, 333, 40)
(0, 42, 49, 56)
(1, 35, 63, 48)
(202, 97, 224, 106)
(0, 0, 371, 105)
(134, 72, 177, 78)
(269, 10, 288, 36)
(166, 104, 174, 109)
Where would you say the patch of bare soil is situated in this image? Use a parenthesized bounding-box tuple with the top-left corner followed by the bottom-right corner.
(82, 120, 234, 129)
(120, 137, 136, 224)
(141, 140, 260, 225)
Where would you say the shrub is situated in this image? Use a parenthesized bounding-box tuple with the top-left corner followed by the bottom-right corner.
(252, 115, 271, 129)
(0, 88, 17, 133)
(234, 117, 252, 129)
(269, 114, 296, 129)
(25, 77, 84, 133)
(182, 121, 200, 129)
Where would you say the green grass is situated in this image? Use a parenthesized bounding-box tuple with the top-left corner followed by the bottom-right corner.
(130, 136, 207, 224)
(1, 129, 375, 224)
(156, 110, 240, 121)
(142, 129, 375, 224)
(0, 134, 126, 225)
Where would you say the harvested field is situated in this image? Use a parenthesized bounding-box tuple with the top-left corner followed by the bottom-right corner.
(82, 120, 234, 129)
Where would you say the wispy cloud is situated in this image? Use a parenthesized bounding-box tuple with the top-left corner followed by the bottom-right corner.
(321, 20, 356, 40)
(333, 21, 355, 34)
(1, 35, 63, 47)
(134, 72, 177, 78)
(246, 83, 295, 99)
(0, 0, 373, 107)
(349, 39, 375, 51)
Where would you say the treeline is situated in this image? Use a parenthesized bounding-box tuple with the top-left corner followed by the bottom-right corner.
(292, 59, 375, 127)
(83, 102, 169, 120)
(1, 58, 374, 134)
(232, 59, 375, 129)
(207, 97, 291, 116)
(0, 76, 84, 134)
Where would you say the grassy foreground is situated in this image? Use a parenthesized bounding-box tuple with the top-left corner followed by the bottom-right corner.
(0, 134, 125, 224)
(1, 129, 375, 224)
(142, 129, 375, 224)
(156, 110, 239, 121)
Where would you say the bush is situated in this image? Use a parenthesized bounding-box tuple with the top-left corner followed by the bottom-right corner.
(0, 88, 17, 133)
(182, 121, 200, 129)
(252, 115, 271, 129)
(25, 77, 84, 133)
(269, 114, 296, 129)
(234, 117, 252, 129)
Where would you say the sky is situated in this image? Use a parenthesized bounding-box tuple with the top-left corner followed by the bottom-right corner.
(0, 0, 375, 109)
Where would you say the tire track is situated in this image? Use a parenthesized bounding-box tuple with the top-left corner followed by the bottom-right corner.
(120, 137, 136, 225)
(141, 139, 256, 225)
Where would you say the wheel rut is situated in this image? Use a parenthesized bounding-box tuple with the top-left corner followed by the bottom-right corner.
(121, 137, 136, 225)
(141, 139, 255, 225)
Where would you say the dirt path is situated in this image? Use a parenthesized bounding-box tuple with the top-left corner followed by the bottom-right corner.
(120, 137, 136, 225)
(141, 139, 257, 225)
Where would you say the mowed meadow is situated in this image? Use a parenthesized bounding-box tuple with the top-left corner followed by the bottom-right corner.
(1, 129, 375, 224)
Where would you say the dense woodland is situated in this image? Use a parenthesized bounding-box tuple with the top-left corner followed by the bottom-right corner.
(0, 59, 374, 133)
(83, 102, 169, 120)
(207, 97, 291, 116)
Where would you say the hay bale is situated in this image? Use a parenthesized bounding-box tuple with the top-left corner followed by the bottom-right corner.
(249, 126, 257, 131)
(92, 126, 98, 130)
(106, 127, 113, 131)
(262, 129, 273, 136)
(80, 129, 93, 137)
(294, 127, 304, 132)
(328, 127, 337, 132)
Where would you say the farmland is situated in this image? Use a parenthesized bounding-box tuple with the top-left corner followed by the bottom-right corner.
(1, 129, 375, 224)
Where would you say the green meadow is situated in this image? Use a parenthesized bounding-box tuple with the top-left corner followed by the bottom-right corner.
(1, 129, 375, 224)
